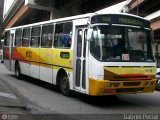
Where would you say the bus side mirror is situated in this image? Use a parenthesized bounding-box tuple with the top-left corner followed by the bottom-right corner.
(87, 29, 93, 41)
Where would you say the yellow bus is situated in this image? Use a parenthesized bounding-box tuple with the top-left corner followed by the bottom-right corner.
(3, 13, 156, 96)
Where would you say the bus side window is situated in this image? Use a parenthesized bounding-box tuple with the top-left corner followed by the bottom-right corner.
(15, 29, 22, 47)
(41, 24, 53, 48)
(30, 26, 41, 48)
(54, 22, 72, 48)
(22, 28, 30, 47)
(59, 34, 71, 47)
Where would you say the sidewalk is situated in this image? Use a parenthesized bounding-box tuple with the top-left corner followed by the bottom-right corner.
(0, 78, 35, 120)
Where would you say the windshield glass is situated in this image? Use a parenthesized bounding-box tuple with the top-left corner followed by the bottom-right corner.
(90, 25, 154, 62)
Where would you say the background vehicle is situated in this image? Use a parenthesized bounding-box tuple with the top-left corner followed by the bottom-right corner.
(156, 68, 160, 90)
(3, 13, 156, 96)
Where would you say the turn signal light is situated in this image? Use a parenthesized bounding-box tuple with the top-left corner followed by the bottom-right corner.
(106, 83, 120, 88)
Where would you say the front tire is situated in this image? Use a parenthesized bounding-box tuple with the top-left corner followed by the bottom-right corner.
(60, 75, 71, 96)
(15, 63, 21, 79)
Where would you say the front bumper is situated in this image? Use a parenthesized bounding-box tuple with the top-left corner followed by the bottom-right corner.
(89, 79, 157, 96)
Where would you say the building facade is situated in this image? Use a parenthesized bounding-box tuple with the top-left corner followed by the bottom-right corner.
(2, 0, 125, 35)
(124, 0, 160, 67)
(0, 0, 4, 49)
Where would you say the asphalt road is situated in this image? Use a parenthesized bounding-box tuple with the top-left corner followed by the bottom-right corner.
(0, 63, 160, 120)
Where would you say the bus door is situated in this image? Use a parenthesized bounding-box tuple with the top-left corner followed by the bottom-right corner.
(74, 26, 88, 93)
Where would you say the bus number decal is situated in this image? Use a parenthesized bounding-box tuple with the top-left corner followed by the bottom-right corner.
(26, 51, 32, 58)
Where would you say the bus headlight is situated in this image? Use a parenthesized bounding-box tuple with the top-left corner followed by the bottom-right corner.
(107, 83, 113, 87)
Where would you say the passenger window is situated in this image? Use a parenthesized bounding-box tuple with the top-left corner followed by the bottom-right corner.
(30, 26, 41, 47)
(54, 22, 72, 48)
(22, 28, 30, 47)
(15, 29, 22, 47)
(41, 24, 53, 48)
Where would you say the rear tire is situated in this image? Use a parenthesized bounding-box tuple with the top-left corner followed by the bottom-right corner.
(60, 75, 72, 96)
(15, 63, 21, 79)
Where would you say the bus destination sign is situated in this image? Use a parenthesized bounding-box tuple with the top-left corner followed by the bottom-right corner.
(91, 14, 150, 28)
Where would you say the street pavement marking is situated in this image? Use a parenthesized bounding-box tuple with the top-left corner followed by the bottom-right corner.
(0, 92, 17, 99)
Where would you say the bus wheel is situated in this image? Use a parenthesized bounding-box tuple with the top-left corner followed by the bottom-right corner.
(60, 75, 71, 96)
(15, 63, 21, 79)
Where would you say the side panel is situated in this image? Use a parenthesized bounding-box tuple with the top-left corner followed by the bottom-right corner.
(20, 62, 30, 76)
(12, 47, 30, 76)
(29, 48, 40, 79)
(19, 47, 30, 76)
(52, 49, 73, 68)
(39, 48, 53, 83)
(52, 49, 73, 87)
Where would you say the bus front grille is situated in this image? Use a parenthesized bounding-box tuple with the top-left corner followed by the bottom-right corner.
(123, 82, 141, 86)
(113, 75, 149, 80)
(116, 88, 144, 93)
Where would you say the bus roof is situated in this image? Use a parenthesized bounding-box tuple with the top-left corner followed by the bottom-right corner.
(5, 13, 93, 31)
(5, 12, 150, 31)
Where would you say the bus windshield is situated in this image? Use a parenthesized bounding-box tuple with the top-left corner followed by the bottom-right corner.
(90, 25, 154, 62)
